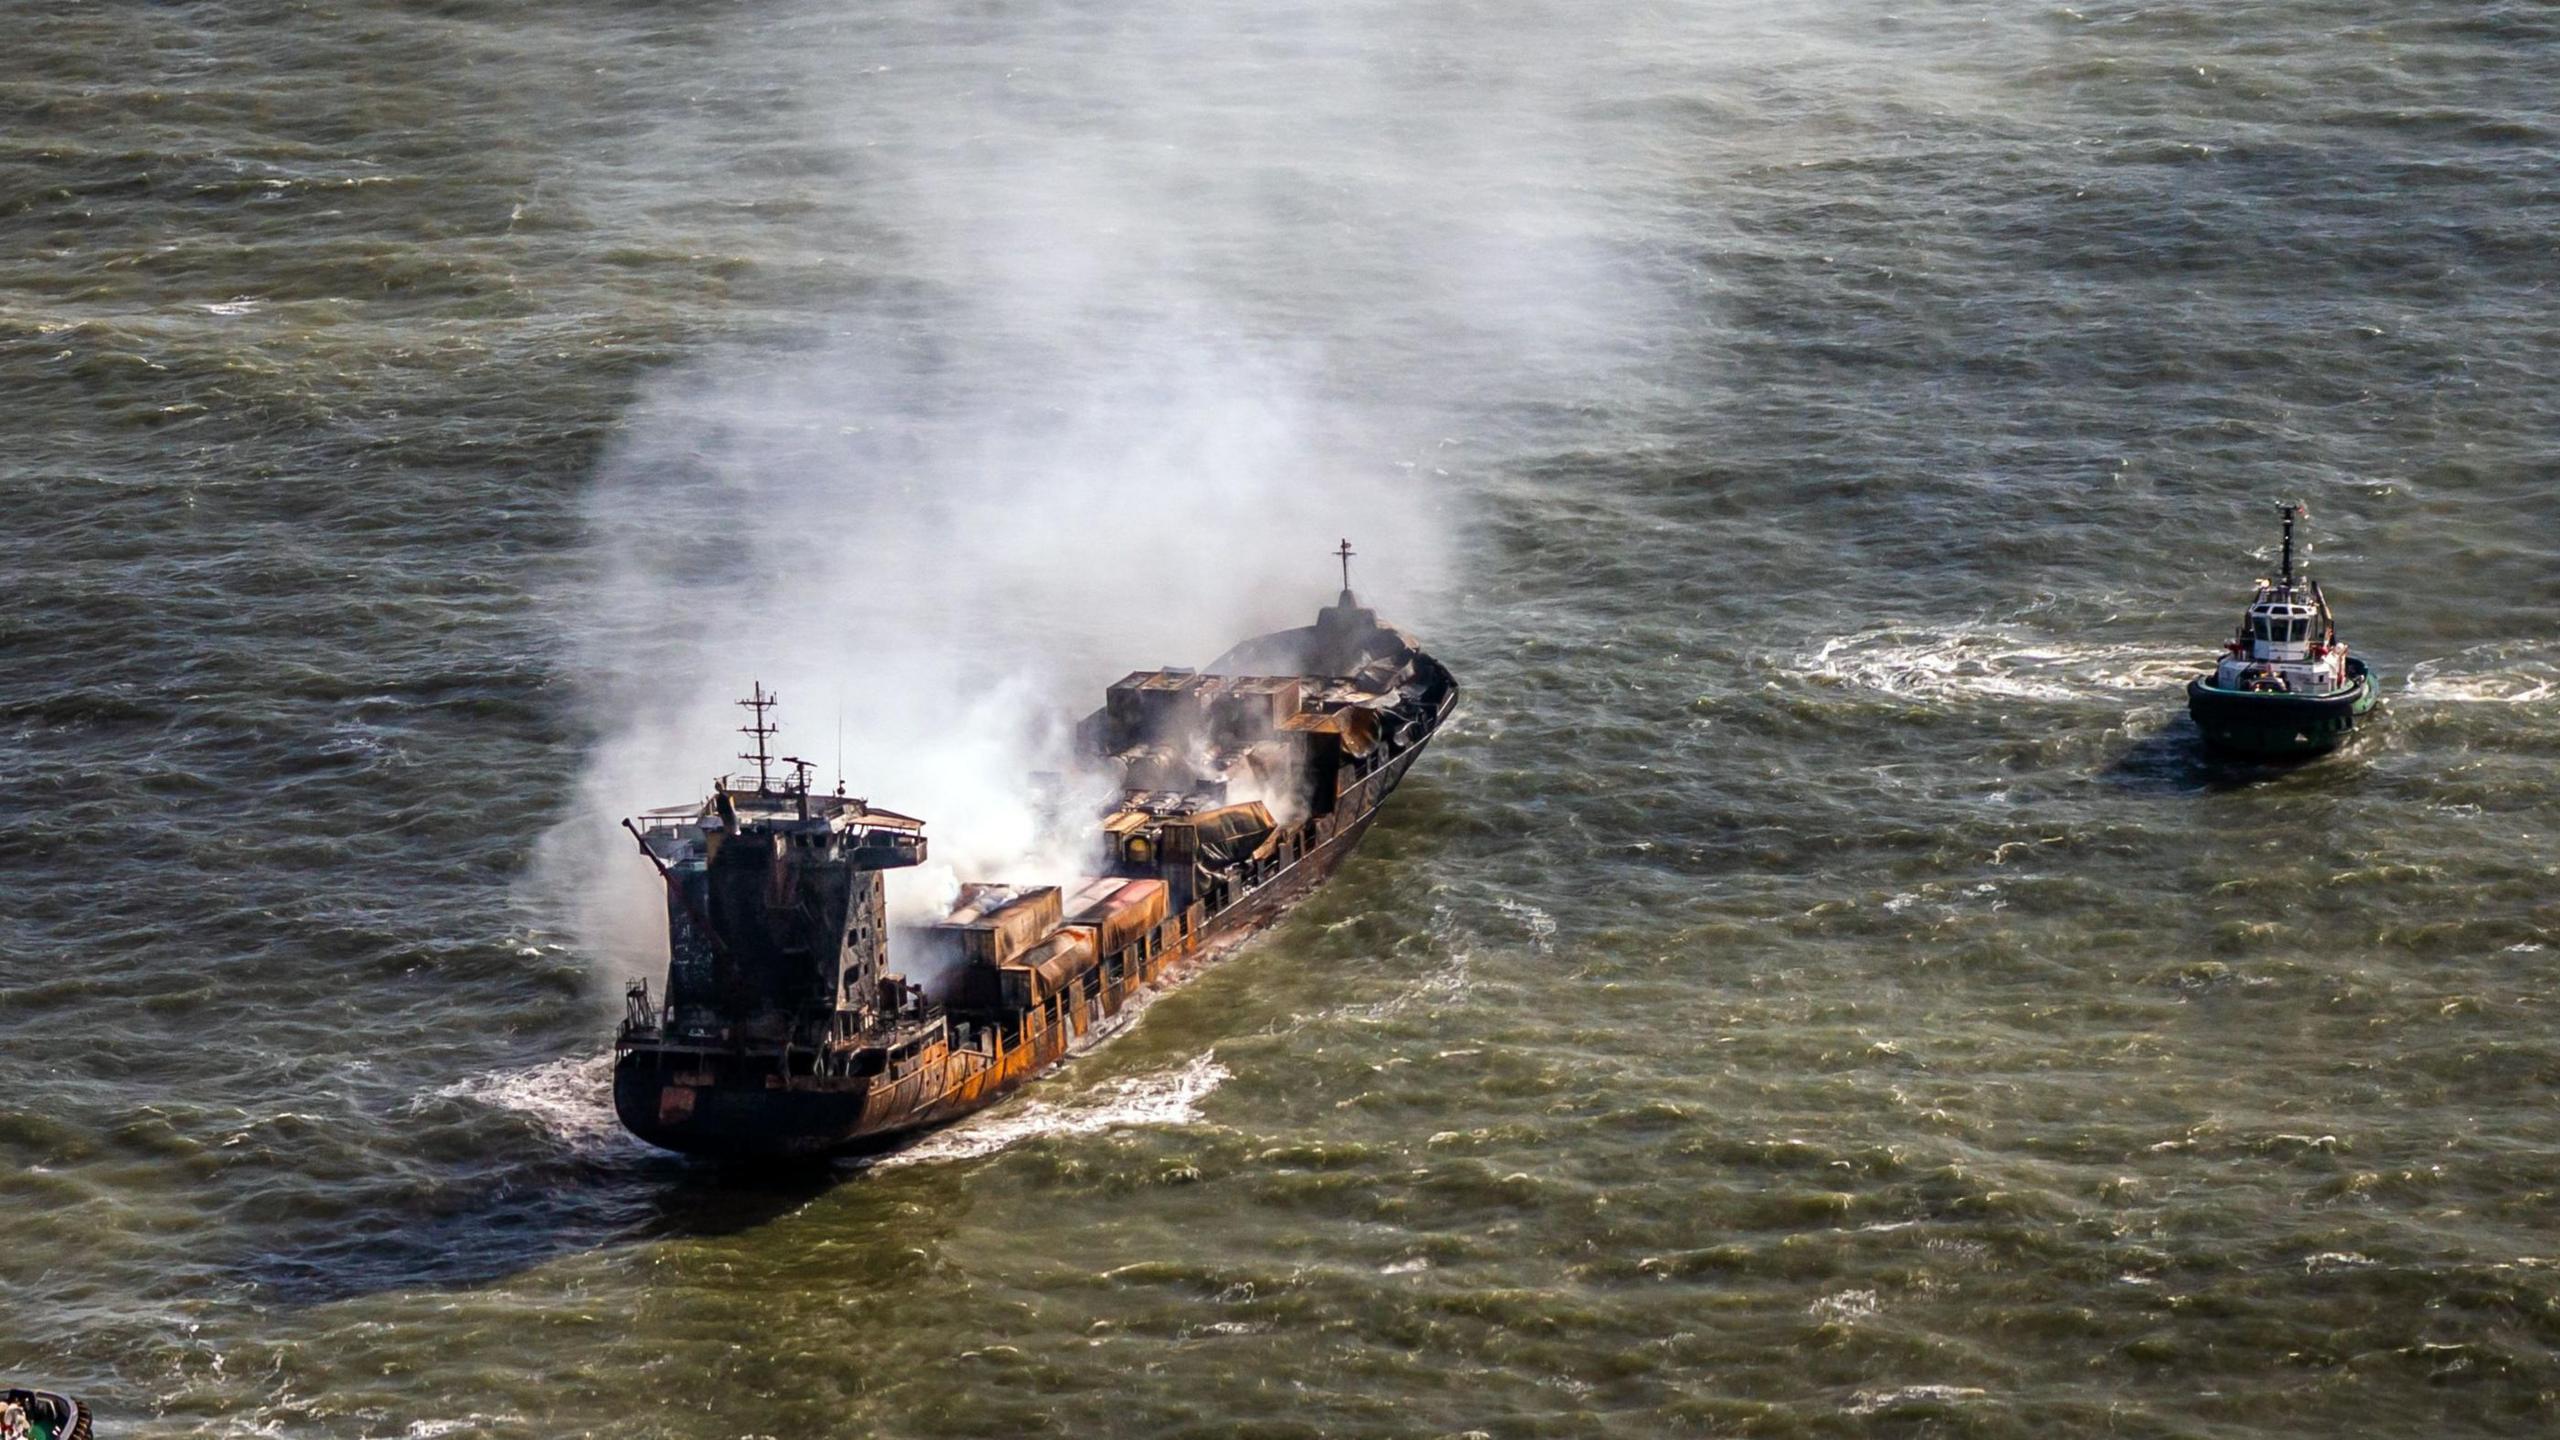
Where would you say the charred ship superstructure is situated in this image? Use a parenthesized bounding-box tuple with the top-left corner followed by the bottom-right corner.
(612, 555, 1457, 1158)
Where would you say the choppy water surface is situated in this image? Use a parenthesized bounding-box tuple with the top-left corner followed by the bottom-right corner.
(6, 1, 2559, 1435)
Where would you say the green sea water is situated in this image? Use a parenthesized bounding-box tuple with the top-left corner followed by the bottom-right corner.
(4, 1, 2558, 1435)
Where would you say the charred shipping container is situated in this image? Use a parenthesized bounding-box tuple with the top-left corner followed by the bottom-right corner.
(612, 551, 1458, 1159)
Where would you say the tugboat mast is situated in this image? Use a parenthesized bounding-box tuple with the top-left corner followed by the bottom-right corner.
(737, 681, 779, 792)
(2279, 502, 2303, 587)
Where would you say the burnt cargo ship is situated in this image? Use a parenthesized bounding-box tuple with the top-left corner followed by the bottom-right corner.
(611, 552, 1457, 1159)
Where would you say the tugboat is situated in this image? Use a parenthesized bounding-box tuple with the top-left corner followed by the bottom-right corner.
(610, 544, 1458, 1159)
(2186, 502, 2377, 757)
(1, 1389, 92, 1440)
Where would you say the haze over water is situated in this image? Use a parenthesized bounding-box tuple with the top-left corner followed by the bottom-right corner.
(5, 1, 2558, 1436)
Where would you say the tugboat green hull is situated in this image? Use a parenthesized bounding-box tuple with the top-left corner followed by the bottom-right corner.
(2187, 658, 2377, 758)
(2, 1389, 91, 1440)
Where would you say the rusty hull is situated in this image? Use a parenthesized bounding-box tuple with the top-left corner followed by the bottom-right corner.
(612, 590, 1458, 1161)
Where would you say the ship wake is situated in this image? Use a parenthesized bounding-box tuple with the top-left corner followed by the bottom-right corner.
(430, 1052, 646, 1158)
(2404, 642, 2559, 704)
(878, 1051, 1230, 1168)
(1791, 625, 2199, 704)
(430, 1044, 1231, 1169)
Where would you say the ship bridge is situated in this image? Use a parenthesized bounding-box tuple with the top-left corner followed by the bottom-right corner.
(633, 789, 927, 869)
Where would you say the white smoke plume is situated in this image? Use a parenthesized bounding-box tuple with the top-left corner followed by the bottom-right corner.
(536, 0, 1670, 971)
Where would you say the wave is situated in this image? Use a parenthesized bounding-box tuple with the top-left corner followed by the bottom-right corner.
(1845, 1385, 1991, 1416)
(425, 1045, 1225, 1169)
(1793, 626, 2197, 704)
(429, 1052, 642, 1156)
(2402, 643, 2558, 704)
(1802, 630, 2559, 709)
(401, 1419, 522, 1439)
(880, 1051, 1231, 1167)
(1491, 896, 1557, 952)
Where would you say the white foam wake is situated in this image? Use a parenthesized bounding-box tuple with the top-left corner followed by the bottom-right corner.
(1845, 1385, 1990, 1416)
(2403, 644, 2558, 704)
(1796, 626, 2197, 704)
(880, 1051, 1231, 1167)
(430, 1052, 639, 1154)
(429, 1042, 1228, 1167)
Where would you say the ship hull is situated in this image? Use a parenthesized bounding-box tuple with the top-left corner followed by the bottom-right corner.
(2186, 658, 2377, 758)
(613, 689, 1450, 1160)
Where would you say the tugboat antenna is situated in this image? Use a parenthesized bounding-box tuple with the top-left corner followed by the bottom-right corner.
(737, 681, 779, 792)
(1336, 537, 1356, 601)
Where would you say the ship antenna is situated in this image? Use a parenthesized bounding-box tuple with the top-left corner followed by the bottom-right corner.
(835, 709, 846, 797)
(780, 755, 816, 818)
(737, 681, 779, 792)
(1335, 537, 1356, 604)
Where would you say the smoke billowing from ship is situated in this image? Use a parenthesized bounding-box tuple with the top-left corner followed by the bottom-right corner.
(538, 0, 1667, 968)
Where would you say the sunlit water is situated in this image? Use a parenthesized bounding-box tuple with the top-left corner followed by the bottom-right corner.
(5, 2, 2558, 1436)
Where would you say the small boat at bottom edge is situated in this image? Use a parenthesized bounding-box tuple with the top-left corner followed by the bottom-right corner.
(2, 1389, 92, 1440)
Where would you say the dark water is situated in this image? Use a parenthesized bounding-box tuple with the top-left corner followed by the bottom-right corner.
(6, 1, 2559, 1435)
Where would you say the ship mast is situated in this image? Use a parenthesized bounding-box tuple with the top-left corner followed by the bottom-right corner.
(1336, 537, 1357, 605)
(2279, 502, 2302, 587)
(737, 682, 779, 793)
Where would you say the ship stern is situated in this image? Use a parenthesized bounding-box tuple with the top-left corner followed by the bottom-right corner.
(612, 1049, 888, 1160)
